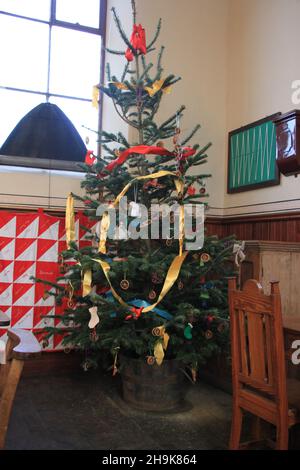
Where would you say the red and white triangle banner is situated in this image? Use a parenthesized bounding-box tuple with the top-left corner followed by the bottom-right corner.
(0, 210, 96, 351)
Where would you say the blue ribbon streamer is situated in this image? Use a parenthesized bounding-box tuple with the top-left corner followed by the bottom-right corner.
(129, 299, 173, 320)
(105, 291, 173, 320)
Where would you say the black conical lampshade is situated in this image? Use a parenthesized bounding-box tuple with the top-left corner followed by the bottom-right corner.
(0, 102, 87, 163)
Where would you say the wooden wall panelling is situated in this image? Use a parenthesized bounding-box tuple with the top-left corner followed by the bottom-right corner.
(206, 212, 300, 242)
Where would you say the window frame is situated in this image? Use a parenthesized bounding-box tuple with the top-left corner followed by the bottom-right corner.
(0, 0, 107, 172)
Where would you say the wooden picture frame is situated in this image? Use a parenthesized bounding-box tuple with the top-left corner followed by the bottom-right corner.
(227, 113, 281, 193)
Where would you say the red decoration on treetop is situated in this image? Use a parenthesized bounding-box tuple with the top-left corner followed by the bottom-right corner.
(125, 24, 147, 62)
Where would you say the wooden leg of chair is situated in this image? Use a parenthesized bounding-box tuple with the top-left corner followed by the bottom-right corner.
(0, 359, 24, 450)
(229, 405, 243, 450)
(276, 423, 289, 450)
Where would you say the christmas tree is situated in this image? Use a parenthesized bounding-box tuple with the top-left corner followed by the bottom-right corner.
(37, 0, 237, 378)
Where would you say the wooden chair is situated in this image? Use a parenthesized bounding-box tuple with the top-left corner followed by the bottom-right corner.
(228, 277, 300, 450)
(0, 328, 41, 449)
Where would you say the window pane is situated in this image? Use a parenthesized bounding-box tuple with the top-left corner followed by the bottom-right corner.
(49, 97, 99, 154)
(0, 0, 51, 21)
(0, 89, 45, 147)
(56, 0, 100, 29)
(0, 16, 49, 91)
(49, 27, 101, 99)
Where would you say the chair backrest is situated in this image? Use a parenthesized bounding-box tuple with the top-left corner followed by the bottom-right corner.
(228, 278, 287, 399)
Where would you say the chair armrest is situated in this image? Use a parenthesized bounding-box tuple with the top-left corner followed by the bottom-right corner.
(7, 329, 42, 360)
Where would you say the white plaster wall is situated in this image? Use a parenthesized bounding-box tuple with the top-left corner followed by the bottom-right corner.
(224, 0, 300, 216)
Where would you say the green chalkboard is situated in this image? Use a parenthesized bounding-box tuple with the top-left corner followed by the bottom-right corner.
(227, 113, 281, 193)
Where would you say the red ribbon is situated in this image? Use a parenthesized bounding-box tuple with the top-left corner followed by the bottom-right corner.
(125, 24, 146, 62)
(85, 150, 96, 166)
(187, 186, 196, 196)
(103, 145, 196, 173)
(125, 306, 144, 321)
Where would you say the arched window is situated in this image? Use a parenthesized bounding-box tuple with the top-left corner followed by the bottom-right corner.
(0, 0, 106, 171)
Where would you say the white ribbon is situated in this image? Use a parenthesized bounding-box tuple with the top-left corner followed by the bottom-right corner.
(233, 241, 246, 267)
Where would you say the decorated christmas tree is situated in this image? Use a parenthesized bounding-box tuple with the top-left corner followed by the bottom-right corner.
(37, 0, 238, 379)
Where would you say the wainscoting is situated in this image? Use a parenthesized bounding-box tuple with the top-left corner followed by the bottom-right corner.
(206, 212, 300, 242)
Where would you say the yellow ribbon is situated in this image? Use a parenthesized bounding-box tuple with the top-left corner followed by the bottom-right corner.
(162, 85, 172, 94)
(65, 193, 75, 249)
(92, 251, 187, 313)
(145, 79, 164, 97)
(82, 269, 92, 297)
(115, 170, 180, 205)
(99, 170, 184, 256)
(153, 326, 170, 366)
(98, 211, 110, 254)
(92, 85, 99, 109)
(92, 258, 128, 308)
(67, 280, 75, 308)
(109, 80, 171, 97)
(110, 81, 128, 90)
(85, 170, 188, 311)
(154, 341, 165, 366)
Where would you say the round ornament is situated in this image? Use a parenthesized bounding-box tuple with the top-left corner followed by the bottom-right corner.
(146, 356, 156, 366)
(200, 253, 211, 263)
(177, 280, 184, 290)
(148, 289, 157, 300)
(205, 330, 213, 340)
(152, 327, 162, 337)
(120, 279, 130, 290)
